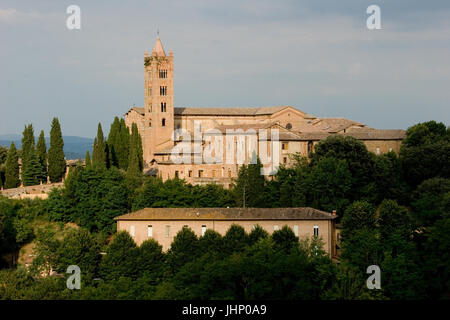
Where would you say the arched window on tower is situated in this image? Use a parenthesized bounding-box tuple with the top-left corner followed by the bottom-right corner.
(161, 102, 166, 112)
(162, 118, 166, 127)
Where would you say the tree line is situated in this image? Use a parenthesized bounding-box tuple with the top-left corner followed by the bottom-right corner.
(0, 118, 66, 188)
(0, 119, 449, 299)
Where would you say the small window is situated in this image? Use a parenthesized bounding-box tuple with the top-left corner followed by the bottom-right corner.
(283, 157, 287, 164)
(165, 225, 171, 238)
(274, 225, 279, 231)
(148, 121, 152, 127)
(307, 141, 313, 154)
(159, 69, 167, 78)
(282, 143, 288, 150)
(201, 225, 207, 236)
(188, 170, 192, 177)
(286, 123, 292, 130)
(130, 225, 135, 237)
(175, 171, 179, 178)
(293, 225, 299, 237)
(161, 102, 167, 112)
(389, 148, 393, 152)
(162, 118, 166, 126)
(314, 226, 319, 237)
(198, 170, 204, 178)
(147, 225, 153, 237)
(376, 147, 380, 155)
(160, 86, 167, 96)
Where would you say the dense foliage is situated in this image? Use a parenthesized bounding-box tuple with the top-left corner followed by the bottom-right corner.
(0, 119, 449, 300)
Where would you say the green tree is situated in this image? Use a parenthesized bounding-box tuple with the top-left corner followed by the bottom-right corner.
(305, 157, 352, 214)
(85, 150, 91, 168)
(118, 118, 130, 170)
(340, 201, 381, 270)
(48, 117, 66, 182)
(411, 178, 450, 227)
(107, 117, 121, 168)
(198, 229, 223, 254)
(0, 146, 7, 187)
(36, 130, 47, 183)
(234, 155, 265, 208)
(166, 227, 199, 274)
(400, 121, 450, 187)
(136, 239, 165, 282)
(222, 224, 249, 254)
(92, 123, 108, 168)
(248, 224, 269, 245)
(100, 231, 139, 281)
(21, 124, 39, 186)
(128, 123, 143, 175)
(55, 228, 101, 282)
(311, 135, 376, 202)
(272, 225, 298, 252)
(5, 142, 20, 189)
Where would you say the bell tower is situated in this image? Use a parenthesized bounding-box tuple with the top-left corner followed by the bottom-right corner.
(143, 36, 174, 162)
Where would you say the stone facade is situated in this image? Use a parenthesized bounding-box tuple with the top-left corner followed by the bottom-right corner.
(115, 207, 338, 257)
(124, 37, 406, 187)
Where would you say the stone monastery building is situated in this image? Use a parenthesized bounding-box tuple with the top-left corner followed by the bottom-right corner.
(125, 37, 405, 187)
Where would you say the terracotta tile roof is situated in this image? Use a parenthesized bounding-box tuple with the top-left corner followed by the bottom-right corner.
(174, 106, 290, 116)
(115, 207, 337, 221)
(128, 107, 145, 115)
(342, 129, 406, 140)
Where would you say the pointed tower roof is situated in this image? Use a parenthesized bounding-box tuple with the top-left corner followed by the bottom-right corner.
(152, 37, 166, 56)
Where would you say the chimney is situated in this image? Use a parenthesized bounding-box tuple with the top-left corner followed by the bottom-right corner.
(332, 210, 337, 216)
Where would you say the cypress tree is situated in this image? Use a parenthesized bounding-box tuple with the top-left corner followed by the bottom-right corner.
(118, 118, 130, 170)
(5, 142, 20, 189)
(85, 150, 91, 167)
(107, 117, 120, 168)
(128, 123, 143, 175)
(92, 123, 107, 168)
(48, 117, 66, 182)
(36, 130, 47, 183)
(21, 124, 39, 186)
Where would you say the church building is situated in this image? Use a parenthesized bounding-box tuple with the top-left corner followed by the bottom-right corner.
(125, 37, 405, 187)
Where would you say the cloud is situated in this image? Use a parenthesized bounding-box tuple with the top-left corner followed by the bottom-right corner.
(0, 7, 45, 23)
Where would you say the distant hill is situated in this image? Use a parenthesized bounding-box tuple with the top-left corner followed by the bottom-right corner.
(0, 135, 93, 160)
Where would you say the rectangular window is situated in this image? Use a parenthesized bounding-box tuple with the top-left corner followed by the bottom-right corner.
(159, 69, 167, 78)
(274, 225, 279, 231)
(147, 225, 153, 237)
(201, 225, 207, 236)
(188, 170, 192, 178)
(376, 147, 380, 155)
(175, 171, 179, 178)
(314, 226, 319, 237)
(282, 142, 288, 150)
(161, 102, 166, 112)
(283, 157, 287, 164)
(293, 225, 299, 237)
(160, 86, 167, 96)
(198, 170, 204, 178)
(165, 225, 170, 238)
(130, 225, 135, 237)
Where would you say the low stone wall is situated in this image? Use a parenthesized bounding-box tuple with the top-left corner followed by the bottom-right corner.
(0, 182, 64, 199)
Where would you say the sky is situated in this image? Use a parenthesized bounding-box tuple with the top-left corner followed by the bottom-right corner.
(0, 0, 449, 138)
